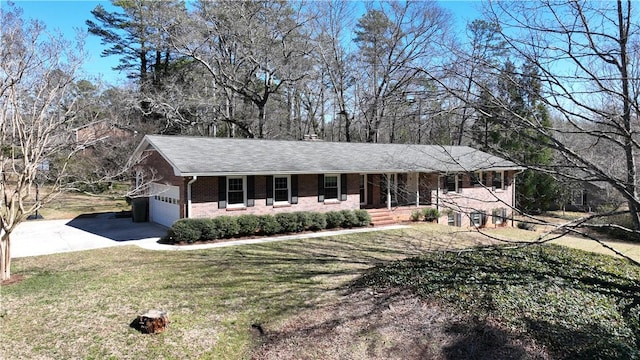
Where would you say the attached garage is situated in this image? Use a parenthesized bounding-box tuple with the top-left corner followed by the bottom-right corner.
(149, 183, 180, 227)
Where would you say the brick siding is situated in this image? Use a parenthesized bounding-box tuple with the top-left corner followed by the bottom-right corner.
(191, 174, 361, 218)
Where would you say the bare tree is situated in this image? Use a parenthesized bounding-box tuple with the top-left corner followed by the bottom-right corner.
(487, 0, 640, 236)
(0, 5, 85, 280)
(353, 1, 450, 143)
(423, 0, 640, 260)
(168, 0, 313, 139)
(309, 0, 357, 141)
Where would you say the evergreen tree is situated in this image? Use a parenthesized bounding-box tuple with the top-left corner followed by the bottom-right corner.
(473, 60, 557, 213)
(86, 0, 184, 88)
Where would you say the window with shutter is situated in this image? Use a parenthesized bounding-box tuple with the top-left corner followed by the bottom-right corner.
(227, 176, 246, 207)
(324, 175, 339, 200)
(274, 175, 290, 204)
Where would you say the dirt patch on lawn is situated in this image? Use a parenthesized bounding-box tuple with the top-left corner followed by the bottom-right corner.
(0, 274, 26, 286)
(252, 289, 549, 360)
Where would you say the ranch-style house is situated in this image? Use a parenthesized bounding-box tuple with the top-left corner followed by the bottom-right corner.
(131, 135, 524, 228)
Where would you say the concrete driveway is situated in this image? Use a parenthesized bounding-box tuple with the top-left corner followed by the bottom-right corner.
(11, 213, 410, 257)
(11, 213, 167, 258)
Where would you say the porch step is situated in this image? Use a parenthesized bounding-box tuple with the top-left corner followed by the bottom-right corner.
(366, 209, 397, 227)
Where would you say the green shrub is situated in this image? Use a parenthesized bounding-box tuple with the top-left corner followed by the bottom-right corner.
(517, 221, 536, 231)
(353, 209, 371, 227)
(197, 218, 219, 240)
(410, 209, 422, 221)
(276, 212, 304, 233)
(236, 214, 260, 236)
(296, 212, 313, 231)
(214, 216, 240, 238)
(168, 219, 202, 244)
(325, 211, 345, 229)
(340, 210, 358, 228)
(259, 214, 282, 235)
(422, 208, 440, 222)
(307, 212, 327, 231)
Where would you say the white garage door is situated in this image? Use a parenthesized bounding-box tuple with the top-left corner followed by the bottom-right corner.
(149, 183, 180, 227)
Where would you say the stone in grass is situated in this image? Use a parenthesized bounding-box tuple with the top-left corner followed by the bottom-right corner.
(133, 310, 169, 334)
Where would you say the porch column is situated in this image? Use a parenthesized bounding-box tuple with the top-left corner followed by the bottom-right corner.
(415, 173, 420, 207)
(387, 174, 392, 210)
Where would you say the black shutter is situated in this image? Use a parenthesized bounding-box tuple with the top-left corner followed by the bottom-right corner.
(340, 174, 348, 201)
(218, 176, 227, 209)
(367, 176, 374, 205)
(247, 176, 255, 207)
(291, 175, 298, 204)
(266, 175, 273, 205)
(317, 174, 325, 202)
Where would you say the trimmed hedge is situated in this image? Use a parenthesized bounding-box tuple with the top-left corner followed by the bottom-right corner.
(325, 211, 345, 229)
(275, 212, 304, 233)
(307, 212, 327, 231)
(259, 214, 281, 235)
(167, 209, 370, 244)
(353, 209, 372, 226)
(237, 214, 260, 235)
(410, 208, 440, 222)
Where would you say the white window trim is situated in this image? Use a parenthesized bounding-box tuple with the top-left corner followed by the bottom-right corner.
(227, 176, 247, 208)
(447, 212, 462, 227)
(444, 174, 460, 193)
(493, 208, 507, 225)
(273, 175, 291, 205)
(324, 174, 340, 202)
(470, 212, 484, 227)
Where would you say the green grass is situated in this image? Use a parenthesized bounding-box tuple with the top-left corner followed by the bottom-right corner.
(356, 244, 640, 359)
(37, 185, 130, 220)
(2, 224, 639, 359)
(1, 226, 465, 359)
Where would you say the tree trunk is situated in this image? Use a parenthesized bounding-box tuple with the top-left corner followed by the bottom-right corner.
(135, 310, 169, 334)
(257, 104, 266, 139)
(1, 231, 10, 281)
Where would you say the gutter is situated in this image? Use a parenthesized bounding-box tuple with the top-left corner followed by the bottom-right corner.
(186, 176, 197, 219)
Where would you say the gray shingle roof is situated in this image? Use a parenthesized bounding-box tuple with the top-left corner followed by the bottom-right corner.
(135, 135, 523, 176)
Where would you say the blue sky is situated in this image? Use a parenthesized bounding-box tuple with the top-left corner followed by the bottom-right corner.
(4, 0, 482, 86)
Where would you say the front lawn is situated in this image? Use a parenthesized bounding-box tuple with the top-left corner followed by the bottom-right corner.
(1, 224, 639, 359)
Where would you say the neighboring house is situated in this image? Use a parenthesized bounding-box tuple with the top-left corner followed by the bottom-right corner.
(559, 181, 618, 212)
(131, 135, 524, 228)
(73, 120, 135, 150)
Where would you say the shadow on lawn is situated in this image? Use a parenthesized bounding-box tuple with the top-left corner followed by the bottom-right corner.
(352, 244, 640, 359)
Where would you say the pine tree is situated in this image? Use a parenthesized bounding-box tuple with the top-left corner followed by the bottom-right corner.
(473, 60, 557, 213)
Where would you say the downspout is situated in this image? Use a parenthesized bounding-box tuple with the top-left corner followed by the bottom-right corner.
(415, 172, 420, 207)
(386, 173, 392, 211)
(186, 176, 197, 219)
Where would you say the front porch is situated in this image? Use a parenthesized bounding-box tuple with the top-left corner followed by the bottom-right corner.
(365, 205, 436, 226)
